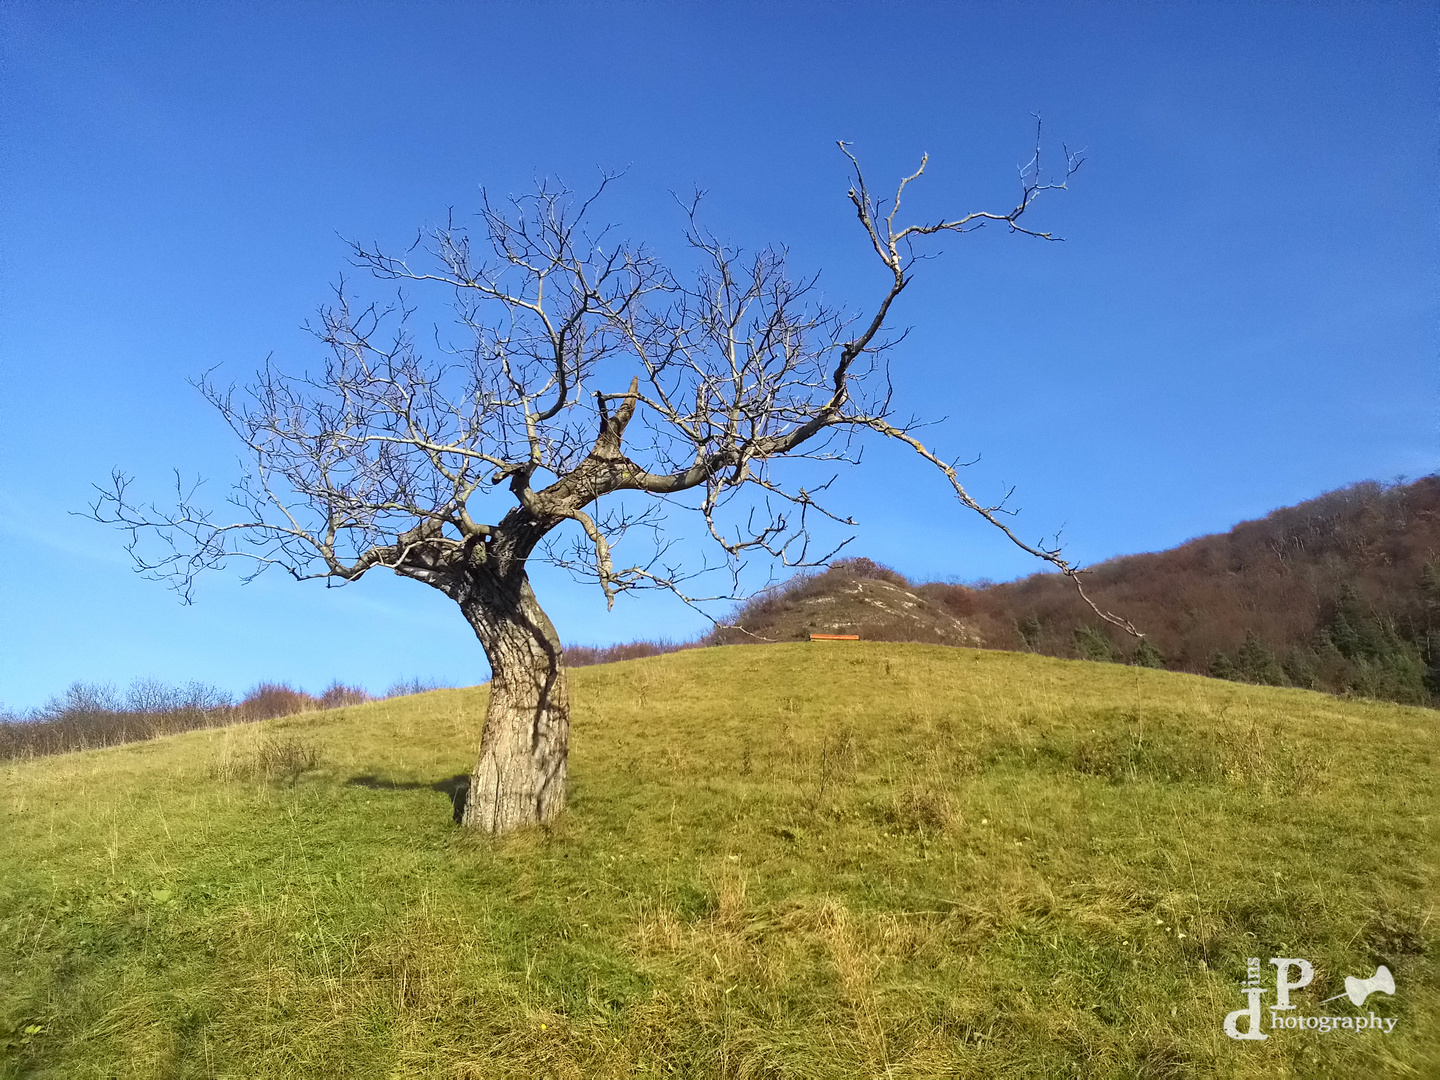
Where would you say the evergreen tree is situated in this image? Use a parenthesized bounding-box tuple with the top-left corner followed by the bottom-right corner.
(1424, 631, 1440, 696)
(1236, 630, 1288, 686)
(1017, 613, 1043, 652)
(1282, 648, 1320, 690)
(1074, 625, 1120, 663)
(1326, 605, 1364, 659)
(1209, 651, 1238, 681)
(1131, 637, 1165, 668)
(1422, 560, 1440, 611)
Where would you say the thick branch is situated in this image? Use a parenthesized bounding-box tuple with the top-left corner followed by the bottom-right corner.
(93, 131, 1136, 641)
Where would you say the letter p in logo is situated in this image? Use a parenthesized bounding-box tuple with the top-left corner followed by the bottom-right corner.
(1270, 958, 1314, 1010)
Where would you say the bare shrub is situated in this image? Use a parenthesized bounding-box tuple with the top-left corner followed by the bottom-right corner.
(237, 683, 316, 721)
(384, 678, 449, 698)
(4, 672, 384, 763)
(319, 682, 370, 709)
(565, 640, 695, 668)
(0, 679, 233, 760)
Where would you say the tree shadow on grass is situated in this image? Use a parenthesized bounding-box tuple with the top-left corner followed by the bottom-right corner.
(347, 773, 470, 823)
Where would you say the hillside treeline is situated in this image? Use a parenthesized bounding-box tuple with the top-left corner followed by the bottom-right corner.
(0, 677, 443, 760)
(922, 476, 1440, 706)
(10, 476, 1436, 763)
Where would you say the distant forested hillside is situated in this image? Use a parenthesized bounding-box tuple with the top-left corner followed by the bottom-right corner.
(917, 475, 1440, 706)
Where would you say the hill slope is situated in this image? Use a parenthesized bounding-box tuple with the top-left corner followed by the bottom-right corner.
(2, 644, 1437, 1078)
(707, 562, 982, 647)
(932, 476, 1440, 699)
(710, 477, 1440, 708)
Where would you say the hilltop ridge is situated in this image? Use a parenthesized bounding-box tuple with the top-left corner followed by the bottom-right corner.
(707, 559, 981, 648)
(626, 475, 1440, 708)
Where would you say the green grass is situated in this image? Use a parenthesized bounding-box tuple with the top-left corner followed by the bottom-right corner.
(2, 643, 1436, 1078)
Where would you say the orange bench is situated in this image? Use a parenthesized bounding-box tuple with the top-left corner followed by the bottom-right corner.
(808, 633, 859, 641)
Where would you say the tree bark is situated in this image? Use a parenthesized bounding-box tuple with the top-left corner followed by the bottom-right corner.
(455, 567, 569, 834)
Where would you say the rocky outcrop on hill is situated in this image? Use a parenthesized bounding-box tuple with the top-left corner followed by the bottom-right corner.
(707, 559, 982, 647)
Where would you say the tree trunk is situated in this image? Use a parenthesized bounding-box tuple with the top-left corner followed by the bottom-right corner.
(456, 568, 569, 834)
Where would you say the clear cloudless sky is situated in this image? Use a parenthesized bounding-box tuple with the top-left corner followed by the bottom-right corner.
(1, 1, 1435, 710)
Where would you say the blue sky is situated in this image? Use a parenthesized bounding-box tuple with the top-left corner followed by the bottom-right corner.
(1, 1, 1434, 710)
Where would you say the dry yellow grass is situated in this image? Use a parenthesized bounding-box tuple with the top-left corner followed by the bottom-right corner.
(2, 643, 1436, 1077)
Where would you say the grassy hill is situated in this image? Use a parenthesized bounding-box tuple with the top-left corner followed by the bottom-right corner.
(2, 644, 1436, 1078)
(698, 477, 1440, 709)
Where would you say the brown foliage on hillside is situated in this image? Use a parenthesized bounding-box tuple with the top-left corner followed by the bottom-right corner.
(918, 475, 1440, 702)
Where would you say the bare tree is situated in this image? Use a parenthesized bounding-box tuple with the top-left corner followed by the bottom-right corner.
(95, 128, 1136, 834)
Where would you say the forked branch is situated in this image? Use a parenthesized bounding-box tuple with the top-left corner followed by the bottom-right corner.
(91, 130, 1138, 641)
